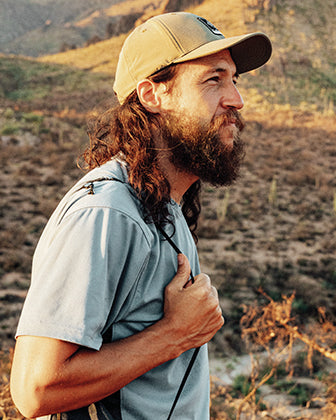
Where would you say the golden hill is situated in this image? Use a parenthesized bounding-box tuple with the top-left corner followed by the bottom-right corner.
(39, 33, 127, 76)
(38, 0, 250, 74)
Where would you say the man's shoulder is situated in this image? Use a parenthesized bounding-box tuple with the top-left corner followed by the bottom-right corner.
(75, 177, 141, 216)
(61, 159, 150, 235)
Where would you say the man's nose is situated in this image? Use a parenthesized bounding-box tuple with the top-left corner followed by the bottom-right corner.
(220, 85, 244, 110)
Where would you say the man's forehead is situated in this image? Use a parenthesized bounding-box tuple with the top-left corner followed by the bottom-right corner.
(176, 49, 237, 77)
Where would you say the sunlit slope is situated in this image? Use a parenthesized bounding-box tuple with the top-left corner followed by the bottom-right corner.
(39, 33, 126, 75)
(38, 0, 249, 74)
(75, 0, 162, 27)
(191, 0, 248, 34)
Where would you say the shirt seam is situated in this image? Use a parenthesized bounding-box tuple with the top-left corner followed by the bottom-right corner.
(62, 205, 152, 249)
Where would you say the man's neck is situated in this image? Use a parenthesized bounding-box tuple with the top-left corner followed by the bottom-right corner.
(162, 160, 199, 204)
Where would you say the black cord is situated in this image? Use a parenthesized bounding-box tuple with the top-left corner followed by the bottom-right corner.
(83, 178, 200, 419)
(166, 347, 200, 420)
(157, 226, 201, 420)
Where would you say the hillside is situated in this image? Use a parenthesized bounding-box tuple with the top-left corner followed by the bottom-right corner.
(0, 0, 336, 418)
(0, 0, 201, 56)
(0, 0, 152, 56)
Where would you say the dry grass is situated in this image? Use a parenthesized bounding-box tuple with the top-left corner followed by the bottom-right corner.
(39, 33, 126, 75)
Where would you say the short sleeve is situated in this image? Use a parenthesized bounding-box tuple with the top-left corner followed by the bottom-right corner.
(16, 206, 151, 350)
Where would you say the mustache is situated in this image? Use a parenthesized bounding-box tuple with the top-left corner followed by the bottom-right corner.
(210, 109, 245, 132)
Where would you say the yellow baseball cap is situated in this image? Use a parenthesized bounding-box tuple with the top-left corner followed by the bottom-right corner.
(114, 12, 272, 104)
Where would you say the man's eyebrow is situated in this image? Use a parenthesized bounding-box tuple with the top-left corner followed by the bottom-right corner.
(203, 67, 240, 79)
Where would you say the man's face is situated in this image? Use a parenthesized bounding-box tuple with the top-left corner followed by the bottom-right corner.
(158, 49, 246, 186)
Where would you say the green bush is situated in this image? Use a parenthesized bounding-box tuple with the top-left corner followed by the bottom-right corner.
(231, 374, 253, 397)
(1, 123, 20, 135)
(275, 380, 313, 406)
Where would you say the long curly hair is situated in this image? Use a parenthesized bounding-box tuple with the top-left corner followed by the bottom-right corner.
(82, 66, 201, 241)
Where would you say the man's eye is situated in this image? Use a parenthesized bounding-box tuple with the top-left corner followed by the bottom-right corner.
(207, 76, 220, 83)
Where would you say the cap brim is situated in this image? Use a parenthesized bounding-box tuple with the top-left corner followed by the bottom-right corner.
(172, 32, 272, 74)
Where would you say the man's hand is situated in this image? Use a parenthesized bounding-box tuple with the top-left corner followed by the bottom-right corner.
(162, 254, 224, 355)
(10, 253, 222, 418)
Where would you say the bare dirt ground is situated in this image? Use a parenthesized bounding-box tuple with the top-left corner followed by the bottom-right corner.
(199, 110, 336, 356)
(1, 106, 336, 418)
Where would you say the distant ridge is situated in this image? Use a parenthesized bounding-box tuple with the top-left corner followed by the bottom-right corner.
(0, 0, 204, 57)
(0, 0, 129, 56)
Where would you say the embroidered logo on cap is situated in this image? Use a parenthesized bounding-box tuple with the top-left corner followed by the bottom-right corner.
(197, 17, 223, 36)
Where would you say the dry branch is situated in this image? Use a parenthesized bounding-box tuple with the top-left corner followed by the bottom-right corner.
(240, 288, 336, 365)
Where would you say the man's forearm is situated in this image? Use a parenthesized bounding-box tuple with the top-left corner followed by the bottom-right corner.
(48, 320, 182, 411)
(11, 319, 181, 419)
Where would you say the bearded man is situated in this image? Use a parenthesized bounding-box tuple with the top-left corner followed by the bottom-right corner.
(11, 12, 271, 420)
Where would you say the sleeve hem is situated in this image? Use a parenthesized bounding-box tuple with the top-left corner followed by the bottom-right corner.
(15, 322, 102, 351)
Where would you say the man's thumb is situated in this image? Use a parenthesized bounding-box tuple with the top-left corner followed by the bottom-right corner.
(174, 254, 191, 284)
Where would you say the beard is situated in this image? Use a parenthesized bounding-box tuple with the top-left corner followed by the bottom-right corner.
(158, 108, 246, 187)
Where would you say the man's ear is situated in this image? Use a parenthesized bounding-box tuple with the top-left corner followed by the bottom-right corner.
(137, 79, 163, 113)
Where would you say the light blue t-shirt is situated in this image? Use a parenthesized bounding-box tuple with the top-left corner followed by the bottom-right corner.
(16, 158, 210, 419)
